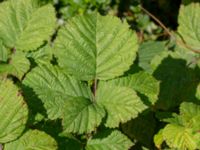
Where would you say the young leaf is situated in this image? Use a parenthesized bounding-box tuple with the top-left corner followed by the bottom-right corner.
(0, 0, 56, 51)
(0, 79, 28, 143)
(96, 82, 147, 128)
(86, 130, 133, 150)
(163, 124, 199, 150)
(158, 102, 200, 150)
(62, 97, 105, 134)
(0, 51, 30, 80)
(4, 130, 57, 150)
(108, 71, 159, 105)
(23, 64, 92, 119)
(54, 12, 138, 81)
(178, 3, 200, 50)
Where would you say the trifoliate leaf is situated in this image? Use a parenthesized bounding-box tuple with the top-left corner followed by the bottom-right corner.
(96, 82, 147, 128)
(62, 97, 105, 134)
(0, 0, 56, 51)
(23, 64, 91, 119)
(108, 71, 159, 105)
(0, 51, 30, 80)
(0, 79, 28, 143)
(4, 130, 57, 150)
(86, 130, 133, 150)
(54, 12, 138, 81)
(178, 3, 200, 51)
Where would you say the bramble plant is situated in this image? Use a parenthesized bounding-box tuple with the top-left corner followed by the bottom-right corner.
(0, 0, 199, 150)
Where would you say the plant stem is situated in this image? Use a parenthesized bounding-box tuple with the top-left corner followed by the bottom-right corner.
(0, 144, 3, 150)
(92, 79, 97, 102)
(140, 5, 200, 54)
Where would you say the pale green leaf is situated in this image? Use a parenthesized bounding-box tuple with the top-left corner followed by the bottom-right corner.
(4, 130, 57, 150)
(54, 12, 138, 80)
(23, 64, 91, 119)
(26, 44, 53, 65)
(180, 102, 200, 121)
(0, 0, 56, 51)
(0, 51, 30, 80)
(96, 82, 147, 128)
(62, 97, 105, 134)
(86, 130, 133, 150)
(154, 129, 164, 149)
(163, 124, 199, 150)
(178, 3, 200, 51)
(108, 71, 159, 105)
(0, 79, 28, 143)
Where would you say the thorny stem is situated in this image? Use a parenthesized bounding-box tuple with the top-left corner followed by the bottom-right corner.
(140, 5, 200, 54)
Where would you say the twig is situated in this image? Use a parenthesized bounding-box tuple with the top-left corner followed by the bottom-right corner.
(140, 5, 200, 54)
(0, 144, 3, 150)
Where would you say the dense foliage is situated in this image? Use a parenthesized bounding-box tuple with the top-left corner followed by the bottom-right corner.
(0, 0, 199, 150)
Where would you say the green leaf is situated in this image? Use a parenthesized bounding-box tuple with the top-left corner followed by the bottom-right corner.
(158, 102, 200, 150)
(23, 64, 91, 119)
(4, 130, 57, 150)
(196, 83, 200, 100)
(54, 12, 138, 81)
(86, 130, 133, 150)
(62, 97, 105, 134)
(138, 41, 166, 73)
(0, 0, 56, 51)
(180, 102, 200, 121)
(96, 82, 147, 128)
(163, 124, 199, 150)
(26, 44, 53, 65)
(0, 79, 28, 143)
(0, 41, 8, 62)
(108, 71, 159, 105)
(154, 129, 164, 149)
(178, 3, 200, 51)
(0, 51, 30, 80)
